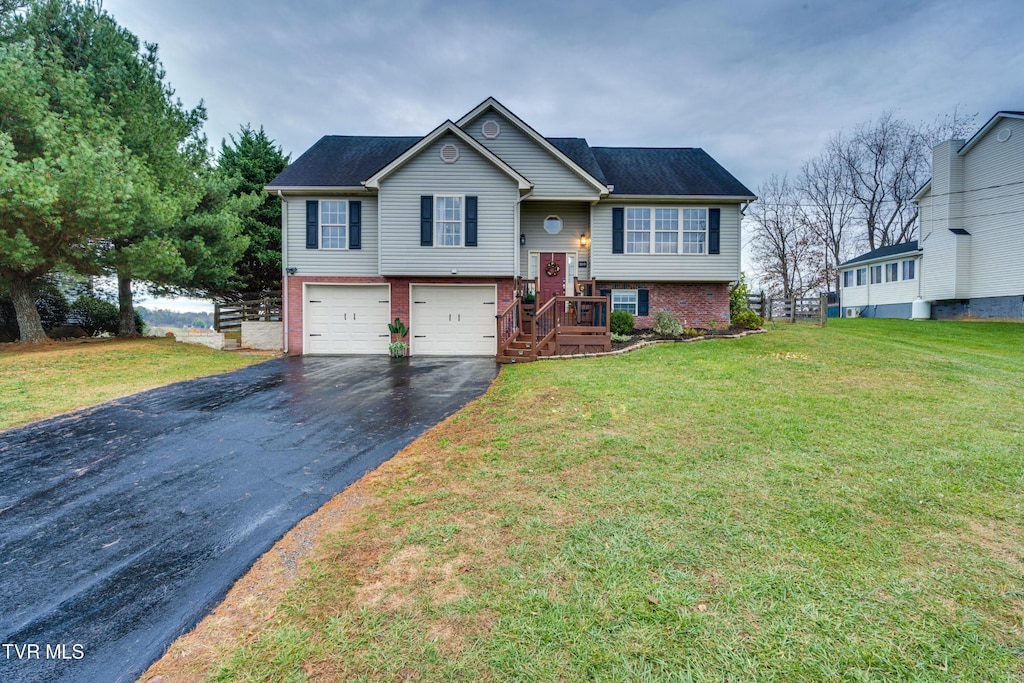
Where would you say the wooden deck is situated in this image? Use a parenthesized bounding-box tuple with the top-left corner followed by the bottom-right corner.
(497, 295, 610, 363)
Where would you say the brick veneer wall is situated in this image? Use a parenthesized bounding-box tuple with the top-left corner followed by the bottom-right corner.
(284, 275, 516, 354)
(598, 282, 731, 329)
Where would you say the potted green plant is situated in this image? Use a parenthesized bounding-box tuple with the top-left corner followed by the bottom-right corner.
(387, 317, 408, 358)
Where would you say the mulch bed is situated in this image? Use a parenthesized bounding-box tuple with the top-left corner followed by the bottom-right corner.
(610, 327, 754, 351)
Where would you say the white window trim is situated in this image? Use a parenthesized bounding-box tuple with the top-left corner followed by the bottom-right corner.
(856, 267, 866, 286)
(843, 270, 855, 288)
(611, 289, 638, 315)
(870, 264, 882, 284)
(544, 215, 563, 234)
(885, 262, 899, 283)
(320, 200, 348, 251)
(434, 194, 464, 248)
(624, 206, 707, 255)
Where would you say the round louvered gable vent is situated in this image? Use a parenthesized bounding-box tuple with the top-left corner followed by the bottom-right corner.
(440, 143, 459, 163)
(481, 120, 501, 139)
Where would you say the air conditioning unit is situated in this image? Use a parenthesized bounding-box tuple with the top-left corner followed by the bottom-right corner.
(845, 308, 860, 318)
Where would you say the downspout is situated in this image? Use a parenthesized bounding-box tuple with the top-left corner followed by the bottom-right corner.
(278, 190, 288, 354)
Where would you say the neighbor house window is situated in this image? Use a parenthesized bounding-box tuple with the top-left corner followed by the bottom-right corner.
(320, 200, 347, 249)
(612, 290, 638, 314)
(886, 262, 899, 282)
(856, 268, 866, 286)
(625, 207, 705, 254)
(870, 265, 882, 284)
(435, 195, 463, 247)
(843, 270, 854, 288)
(903, 259, 915, 280)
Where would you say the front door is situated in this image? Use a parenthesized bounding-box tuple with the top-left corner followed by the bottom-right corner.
(538, 252, 567, 305)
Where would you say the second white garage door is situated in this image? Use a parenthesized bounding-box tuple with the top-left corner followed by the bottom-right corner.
(305, 284, 391, 355)
(410, 285, 497, 356)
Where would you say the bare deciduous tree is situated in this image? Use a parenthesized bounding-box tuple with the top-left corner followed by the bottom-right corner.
(798, 133, 858, 295)
(748, 174, 822, 298)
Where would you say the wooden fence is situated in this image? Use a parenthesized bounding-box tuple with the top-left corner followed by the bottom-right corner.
(769, 295, 829, 325)
(213, 296, 282, 332)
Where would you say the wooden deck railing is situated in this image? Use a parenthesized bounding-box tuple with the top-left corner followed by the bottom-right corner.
(496, 300, 521, 355)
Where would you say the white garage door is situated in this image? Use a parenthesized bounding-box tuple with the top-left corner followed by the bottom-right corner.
(410, 285, 497, 356)
(304, 284, 391, 354)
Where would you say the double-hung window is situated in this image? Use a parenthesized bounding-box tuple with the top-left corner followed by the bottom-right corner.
(843, 270, 854, 288)
(625, 207, 706, 254)
(885, 262, 899, 282)
(681, 208, 707, 254)
(320, 200, 347, 249)
(435, 195, 463, 247)
(626, 208, 651, 253)
(903, 259, 915, 280)
(870, 265, 882, 284)
(612, 290, 638, 314)
(856, 268, 866, 286)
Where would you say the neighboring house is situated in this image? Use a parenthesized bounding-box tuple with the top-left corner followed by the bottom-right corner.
(840, 110, 1024, 320)
(267, 97, 755, 358)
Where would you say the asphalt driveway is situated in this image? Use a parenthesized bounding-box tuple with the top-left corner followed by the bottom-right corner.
(0, 355, 498, 683)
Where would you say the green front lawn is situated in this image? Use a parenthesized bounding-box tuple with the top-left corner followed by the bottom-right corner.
(199, 319, 1024, 682)
(157, 319, 1022, 681)
(0, 337, 268, 431)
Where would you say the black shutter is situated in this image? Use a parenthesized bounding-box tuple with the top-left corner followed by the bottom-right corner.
(306, 200, 318, 249)
(708, 208, 720, 255)
(348, 201, 361, 249)
(638, 289, 649, 316)
(612, 207, 624, 254)
(420, 196, 433, 246)
(465, 196, 477, 247)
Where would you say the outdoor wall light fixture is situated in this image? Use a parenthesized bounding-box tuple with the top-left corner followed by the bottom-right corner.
(580, 233, 590, 247)
(286, 267, 297, 275)
(520, 233, 526, 246)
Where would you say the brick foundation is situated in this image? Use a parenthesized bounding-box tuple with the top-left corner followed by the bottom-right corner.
(598, 281, 731, 329)
(284, 275, 516, 354)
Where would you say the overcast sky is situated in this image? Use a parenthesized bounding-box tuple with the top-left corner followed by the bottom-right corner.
(100, 0, 1022, 309)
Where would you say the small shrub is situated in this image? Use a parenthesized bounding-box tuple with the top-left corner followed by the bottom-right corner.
(731, 310, 764, 330)
(610, 332, 632, 343)
(652, 311, 683, 339)
(69, 296, 120, 336)
(730, 273, 752, 318)
(683, 327, 700, 338)
(609, 310, 634, 336)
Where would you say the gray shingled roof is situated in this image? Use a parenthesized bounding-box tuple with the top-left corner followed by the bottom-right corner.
(267, 136, 419, 187)
(268, 133, 753, 198)
(840, 241, 920, 267)
(546, 137, 607, 185)
(591, 147, 754, 197)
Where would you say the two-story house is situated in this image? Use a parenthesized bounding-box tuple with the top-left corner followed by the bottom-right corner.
(840, 111, 1024, 320)
(267, 98, 755, 358)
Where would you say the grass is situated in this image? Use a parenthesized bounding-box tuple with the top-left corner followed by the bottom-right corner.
(154, 320, 1023, 681)
(0, 337, 269, 431)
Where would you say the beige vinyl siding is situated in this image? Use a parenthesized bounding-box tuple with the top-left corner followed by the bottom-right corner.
(959, 117, 1024, 298)
(519, 201, 590, 279)
(284, 196, 379, 276)
(378, 134, 518, 276)
(589, 202, 741, 281)
(840, 272, 868, 308)
(464, 112, 600, 199)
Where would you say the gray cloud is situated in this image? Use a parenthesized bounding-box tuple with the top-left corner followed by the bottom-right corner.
(102, 0, 1022, 195)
